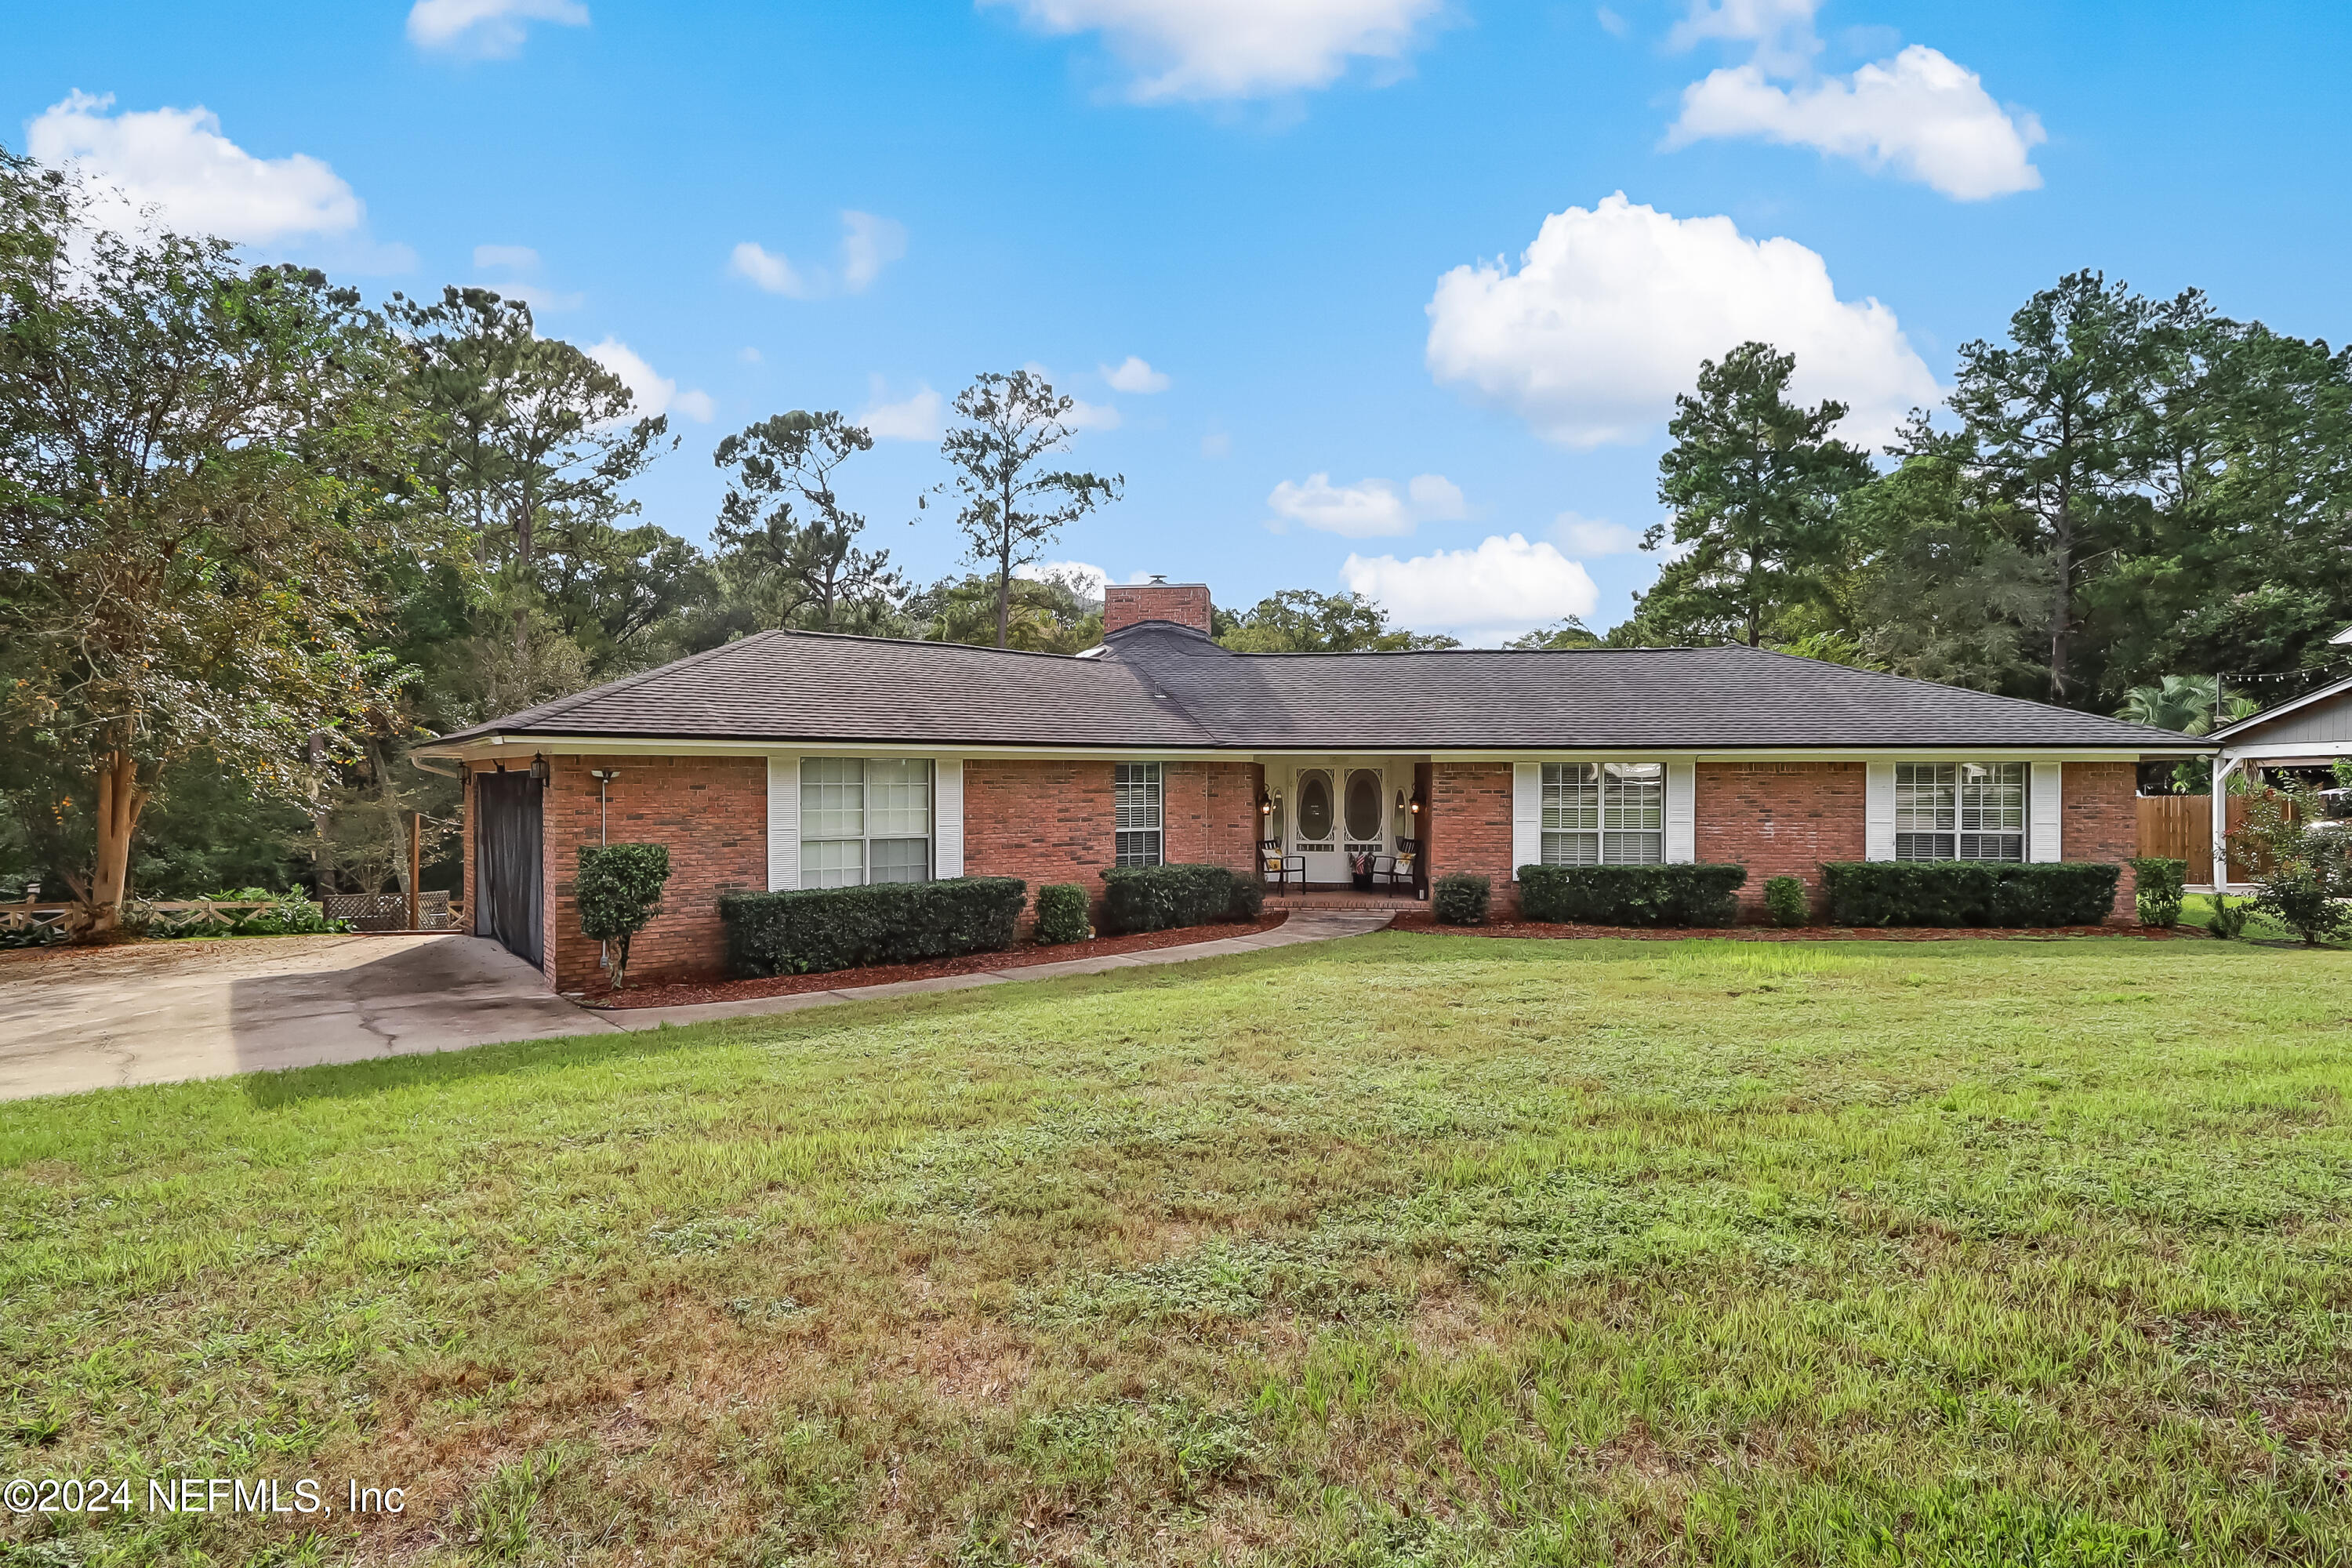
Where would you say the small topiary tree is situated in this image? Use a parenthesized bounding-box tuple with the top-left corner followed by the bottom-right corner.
(2128, 858, 2187, 929)
(1433, 872, 1490, 926)
(1762, 875, 1808, 928)
(577, 843, 671, 989)
(1034, 882, 1091, 945)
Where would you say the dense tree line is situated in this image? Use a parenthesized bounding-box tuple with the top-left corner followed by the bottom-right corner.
(9, 140, 2348, 919)
(1620, 274, 2352, 738)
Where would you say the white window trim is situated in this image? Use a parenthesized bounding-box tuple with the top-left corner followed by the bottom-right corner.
(1115, 761, 1164, 867)
(797, 757, 936, 890)
(1892, 760, 2029, 863)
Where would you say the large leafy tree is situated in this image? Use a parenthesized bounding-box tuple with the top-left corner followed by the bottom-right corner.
(933, 370, 1120, 648)
(0, 154, 458, 928)
(1942, 271, 2201, 702)
(711, 411, 903, 634)
(1214, 590, 1461, 652)
(1641, 342, 1874, 648)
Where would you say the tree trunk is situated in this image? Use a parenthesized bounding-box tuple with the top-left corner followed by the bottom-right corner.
(995, 542, 1013, 649)
(2047, 471, 2074, 703)
(86, 750, 148, 934)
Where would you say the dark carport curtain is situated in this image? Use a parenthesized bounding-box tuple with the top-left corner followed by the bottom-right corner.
(473, 770, 544, 969)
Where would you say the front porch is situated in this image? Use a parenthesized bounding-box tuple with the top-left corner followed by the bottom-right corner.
(1262, 889, 1426, 913)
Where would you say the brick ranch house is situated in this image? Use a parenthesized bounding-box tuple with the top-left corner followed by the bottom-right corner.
(417, 582, 2200, 993)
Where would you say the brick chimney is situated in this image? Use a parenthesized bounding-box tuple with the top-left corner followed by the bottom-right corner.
(1102, 579, 1213, 636)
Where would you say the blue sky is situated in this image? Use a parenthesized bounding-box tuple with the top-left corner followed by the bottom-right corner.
(13, 2, 2350, 641)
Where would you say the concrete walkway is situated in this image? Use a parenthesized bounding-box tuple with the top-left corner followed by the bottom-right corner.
(601, 910, 1394, 1030)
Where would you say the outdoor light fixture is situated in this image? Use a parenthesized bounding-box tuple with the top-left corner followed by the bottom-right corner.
(1410, 793, 1424, 815)
(528, 753, 550, 785)
(1259, 792, 1274, 816)
(589, 769, 619, 843)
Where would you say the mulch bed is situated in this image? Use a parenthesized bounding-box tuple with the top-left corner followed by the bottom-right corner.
(580, 913, 1292, 1010)
(1383, 913, 2198, 942)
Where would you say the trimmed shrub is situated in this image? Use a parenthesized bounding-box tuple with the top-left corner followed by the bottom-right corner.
(1433, 872, 1490, 926)
(577, 843, 671, 989)
(1099, 864, 1255, 935)
(1515, 863, 1747, 927)
(1034, 882, 1091, 946)
(1226, 873, 1265, 923)
(719, 877, 1025, 977)
(1820, 861, 2122, 928)
(1763, 875, 1809, 928)
(2254, 867, 2351, 948)
(2128, 857, 2187, 930)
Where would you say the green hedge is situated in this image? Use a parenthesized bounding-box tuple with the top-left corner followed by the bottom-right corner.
(718, 877, 1025, 976)
(1098, 864, 1258, 935)
(1034, 883, 1091, 945)
(1515, 863, 1746, 927)
(1819, 861, 2121, 928)
(1433, 872, 1490, 925)
(2128, 857, 2187, 929)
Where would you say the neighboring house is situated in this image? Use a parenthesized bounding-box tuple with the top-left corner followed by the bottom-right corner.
(2205, 666, 2352, 891)
(417, 582, 2202, 993)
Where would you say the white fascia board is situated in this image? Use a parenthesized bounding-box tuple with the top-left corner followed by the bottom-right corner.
(418, 736, 2196, 764)
(2209, 672, 2352, 742)
(1437, 747, 2183, 763)
(2215, 739, 2352, 763)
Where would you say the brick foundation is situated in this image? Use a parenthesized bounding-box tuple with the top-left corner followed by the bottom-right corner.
(1696, 761, 1867, 920)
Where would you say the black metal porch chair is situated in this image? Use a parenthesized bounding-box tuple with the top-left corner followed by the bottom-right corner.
(1261, 839, 1305, 889)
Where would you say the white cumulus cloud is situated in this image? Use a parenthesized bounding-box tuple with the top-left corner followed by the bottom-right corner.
(1552, 512, 1640, 556)
(1424, 192, 1939, 449)
(407, 0, 590, 57)
(981, 0, 1444, 102)
(1102, 355, 1171, 393)
(1015, 559, 1112, 597)
(1266, 472, 1467, 539)
(27, 91, 363, 247)
(731, 211, 906, 299)
(1668, 0, 1820, 72)
(861, 379, 943, 442)
(1062, 397, 1123, 431)
(1341, 534, 1600, 644)
(473, 242, 539, 270)
(1668, 46, 2044, 200)
(729, 240, 812, 299)
(586, 338, 711, 423)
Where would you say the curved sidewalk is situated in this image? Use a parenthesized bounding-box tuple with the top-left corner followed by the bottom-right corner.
(601, 910, 1394, 1031)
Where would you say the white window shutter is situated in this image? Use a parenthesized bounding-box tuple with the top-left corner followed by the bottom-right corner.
(1664, 759, 1696, 863)
(1511, 761, 1541, 879)
(934, 757, 964, 878)
(1864, 762, 1896, 861)
(766, 754, 800, 891)
(2029, 762, 2063, 862)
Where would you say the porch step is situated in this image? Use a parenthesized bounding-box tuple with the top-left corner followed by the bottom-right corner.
(1265, 893, 1426, 912)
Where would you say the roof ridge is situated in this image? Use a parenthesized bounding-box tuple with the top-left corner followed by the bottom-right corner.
(1733, 644, 2195, 740)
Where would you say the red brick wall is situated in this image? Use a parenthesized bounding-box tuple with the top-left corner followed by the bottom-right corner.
(1430, 760, 1518, 916)
(1697, 761, 1867, 919)
(1102, 583, 1212, 635)
(1163, 760, 1263, 871)
(539, 754, 767, 991)
(2063, 760, 2139, 922)
(964, 759, 1115, 929)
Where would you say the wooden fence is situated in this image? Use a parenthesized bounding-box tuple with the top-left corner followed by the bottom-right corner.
(2137, 794, 2284, 883)
(3, 891, 458, 938)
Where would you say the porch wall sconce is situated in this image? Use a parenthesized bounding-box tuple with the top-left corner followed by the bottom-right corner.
(1258, 791, 1274, 817)
(1409, 793, 1425, 817)
(528, 753, 550, 785)
(1400, 790, 1424, 817)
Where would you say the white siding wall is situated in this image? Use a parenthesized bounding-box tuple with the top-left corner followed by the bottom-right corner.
(765, 754, 800, 891)
(1864, 761, 1896, 861)
(1511, 761, 1541, 880)
(934, 757, 965, 877)
(1664, 759, 1696, 864)
(2029, 762, 2063, 862)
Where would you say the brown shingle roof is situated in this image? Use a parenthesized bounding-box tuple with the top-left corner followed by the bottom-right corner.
(426, 622, 2199, 753)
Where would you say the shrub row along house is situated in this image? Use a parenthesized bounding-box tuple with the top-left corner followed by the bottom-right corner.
(417, 582, 2200, 992)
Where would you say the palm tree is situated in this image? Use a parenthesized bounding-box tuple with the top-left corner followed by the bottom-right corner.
(2116, 674, 2258, 735)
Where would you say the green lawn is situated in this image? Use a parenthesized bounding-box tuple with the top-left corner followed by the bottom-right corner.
(4, 931, 2350, 1566)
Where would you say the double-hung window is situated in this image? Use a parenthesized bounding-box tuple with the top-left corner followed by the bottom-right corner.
(800, 758, 932, 887)
(1541, 762, 1664, 865)
(1114, 762, 1163, 866)
(1894, 762, 2026, 862)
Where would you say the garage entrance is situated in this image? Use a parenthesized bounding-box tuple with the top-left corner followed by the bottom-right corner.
(474, 771, 544, 970)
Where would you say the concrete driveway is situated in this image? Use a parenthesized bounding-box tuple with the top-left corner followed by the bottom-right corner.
(0, 934, 615, 1101)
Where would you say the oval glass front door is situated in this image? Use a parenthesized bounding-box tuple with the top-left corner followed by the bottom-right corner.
(1345, 769, 1382, 841)
(1298, 772, 1334, 843)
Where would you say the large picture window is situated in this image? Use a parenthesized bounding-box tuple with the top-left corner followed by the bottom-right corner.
(1115, 762, 1163, 866)
(1541, 762, 1664, 865)
(800, 758, 932, 888)
(1895, 762, 2026, 862)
